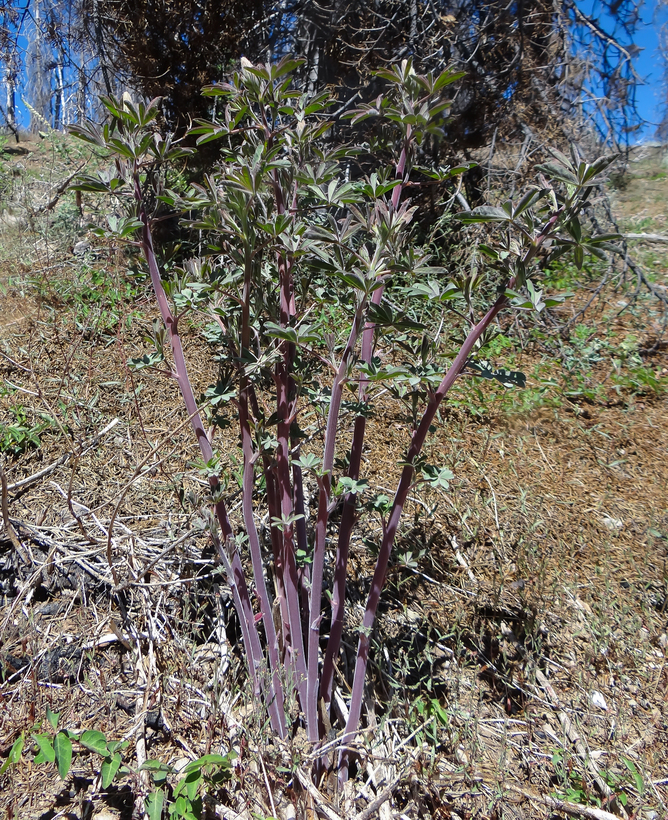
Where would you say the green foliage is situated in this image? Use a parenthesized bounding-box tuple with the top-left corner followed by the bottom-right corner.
(137, 752, 237, 819)
(550, 750, 645, 810)
(27, 263, 144, 338)
(0, 404, 53, 455)
(0, 733, 24, 776)
(66, 61, 613, 445)
(556, 327, 666, 402)
(67, 56, 622, 768)
(411, 696, 450, 750)
(2, 710, 235, 820)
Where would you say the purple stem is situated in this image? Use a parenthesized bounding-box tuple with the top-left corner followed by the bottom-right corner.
(337, 287, 510, 782)
(134, 172, 284, 735)
(266, 461, 292, 652)
(338, 211, 563, 782)
(237, 245, 287, 730)
(274, 232, 309, 713)
(305, 477, 329, 740)
(305, 305, 365, 741)
(292, 459, 312, 649)
(239, 394, 287, 736)
(320, 134, 410, 709)
(247, 388, 291, 652)
(319, 288, 382, 709)
(270, 160, 313, 720)
(275, 362, 309, 711)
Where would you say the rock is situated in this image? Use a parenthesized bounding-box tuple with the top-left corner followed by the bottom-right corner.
(73, 239, 91, 255)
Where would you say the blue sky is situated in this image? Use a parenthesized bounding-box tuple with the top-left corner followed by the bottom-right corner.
(4, 1, 666, 142)
(633, 0, 665, 138)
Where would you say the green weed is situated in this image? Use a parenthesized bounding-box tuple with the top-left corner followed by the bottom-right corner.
(0, 404, 53, 455)
(550, 749, 646, 812)
(31, 264, 144, 337)
(2, 708, 236, 820)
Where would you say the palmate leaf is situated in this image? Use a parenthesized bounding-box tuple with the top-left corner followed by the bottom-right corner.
(456, 206, 512, 224)
(408, 280, 461, 301)
(420, 464, 454, 489)
(204, 381, 236, 406)
(367, 301, 425, 330)
(582, 154, 618, 181)
(466, 360, 526, 388)
(336, 271, 368, 291)
(292, 453, 322, 472)
(415, 162, 476, 180)
(433, 67, 466, 90)
(534, 161, 578, 185)
(513, 188, 544, 218)
(68, 122, 107, 148)
(265, 323, 299, 344)
(128, 350, 165, 371)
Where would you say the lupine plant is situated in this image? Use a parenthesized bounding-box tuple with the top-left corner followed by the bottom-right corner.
(70, 57, 617, 784)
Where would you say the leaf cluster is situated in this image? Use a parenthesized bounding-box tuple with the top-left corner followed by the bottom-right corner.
(2, 708, 236, 820)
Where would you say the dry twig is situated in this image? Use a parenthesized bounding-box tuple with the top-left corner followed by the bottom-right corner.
(0, 467, 30, 564)
(505, 783, 628, 820)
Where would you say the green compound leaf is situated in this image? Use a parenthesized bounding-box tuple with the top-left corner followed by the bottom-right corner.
(456, 205, 512, 224)
(420, 464, 454, 489)
(128, 350, 165, 371)
(467, 360, 526, 389)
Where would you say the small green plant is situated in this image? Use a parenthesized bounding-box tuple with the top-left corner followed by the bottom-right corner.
(29, 263, 144, 337)
(620, 757, 645, 799)
(413, 696, 449, 748)
(1, 707, 129, 785)
(550, 750, 645, 810)
(551, 751, 591, 804)
(1, 708, 236, 820)
(0, 404, 53, 455)
(142, 752, 236, 820)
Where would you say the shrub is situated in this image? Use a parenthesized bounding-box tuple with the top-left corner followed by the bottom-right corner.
(70, 56, 617, 783)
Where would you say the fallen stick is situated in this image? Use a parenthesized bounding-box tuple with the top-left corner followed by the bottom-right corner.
(0, 467, 31, 564)
(505, 783, 625, 820)
(27, 161, 88, 215)
(451, 535, 477, 585)
(534, 669, 627, 819)
(624, 233, 668, 244)
(6, 417, 120, 492)
(356, 771, 404, 820)
(295, 768, 345, 820)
